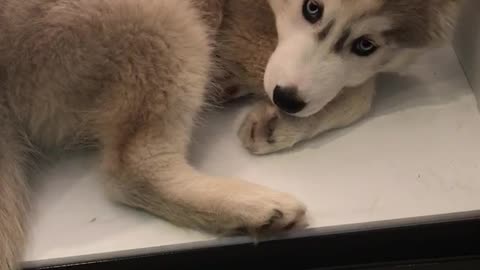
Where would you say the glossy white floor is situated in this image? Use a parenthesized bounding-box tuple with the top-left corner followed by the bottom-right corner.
(24, 45, 480, 266)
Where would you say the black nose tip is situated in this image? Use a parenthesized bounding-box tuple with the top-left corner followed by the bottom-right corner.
(273, 86, 307, 114)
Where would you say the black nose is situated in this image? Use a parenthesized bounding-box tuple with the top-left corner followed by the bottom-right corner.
(273, 86, 307, 114)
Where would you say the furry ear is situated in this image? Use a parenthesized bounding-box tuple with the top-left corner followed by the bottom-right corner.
(381, 0, 464, 48)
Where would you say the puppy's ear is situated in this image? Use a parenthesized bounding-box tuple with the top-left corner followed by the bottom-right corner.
(381, 0, 464, 48)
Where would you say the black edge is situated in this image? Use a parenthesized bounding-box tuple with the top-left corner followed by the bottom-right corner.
(23, 211, 480, 270)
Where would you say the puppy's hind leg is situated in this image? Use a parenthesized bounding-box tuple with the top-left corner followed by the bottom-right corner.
(100, 116, 307, 235)
(0, 104, 30, 270)
(95, 66, 307, 235)
(87, 0, 306, 235)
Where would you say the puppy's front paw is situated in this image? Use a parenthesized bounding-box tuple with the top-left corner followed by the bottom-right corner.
(238, 102, 300, 155)
(228, 189, 308, 235)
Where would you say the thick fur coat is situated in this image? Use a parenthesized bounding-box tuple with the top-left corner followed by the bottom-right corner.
(0, 1, 305, 268)
(0, 0, 462, 269)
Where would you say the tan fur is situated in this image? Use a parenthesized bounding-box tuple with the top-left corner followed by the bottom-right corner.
(0, 0, 463, 268)
(0, 1, 305, 269)
(210, 0, 278, 103)
(0, 97, 29, 270)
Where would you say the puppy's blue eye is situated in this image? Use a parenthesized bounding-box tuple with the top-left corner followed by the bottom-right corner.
(352, 37, 378, 57)
(303, 0, 323, 24)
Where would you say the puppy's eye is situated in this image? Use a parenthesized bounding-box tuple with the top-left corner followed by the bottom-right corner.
(351, 37, 378, 57)
(302, 0, 323, 24)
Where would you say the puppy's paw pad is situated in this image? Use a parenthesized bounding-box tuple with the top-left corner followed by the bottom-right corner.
(238, 103, 297, 155)
(245, 193, 307, 234)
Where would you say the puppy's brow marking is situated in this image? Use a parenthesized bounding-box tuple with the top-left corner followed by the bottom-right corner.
(318, 19, 335, 41)
(333, 28, 351, 53)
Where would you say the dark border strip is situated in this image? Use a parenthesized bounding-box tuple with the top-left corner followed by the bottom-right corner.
(324, 257, 480, 270)
(24, 211, 480, 270)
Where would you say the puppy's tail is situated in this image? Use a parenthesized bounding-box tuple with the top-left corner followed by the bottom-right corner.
(0, 117, 30, 270)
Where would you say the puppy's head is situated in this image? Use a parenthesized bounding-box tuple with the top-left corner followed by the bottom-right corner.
(265, 0, 462, 117)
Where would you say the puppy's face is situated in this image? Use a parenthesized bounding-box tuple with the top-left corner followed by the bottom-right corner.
(264, 0, 461, 117)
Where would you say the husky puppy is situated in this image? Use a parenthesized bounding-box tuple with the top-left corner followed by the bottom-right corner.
(0, 0, 462, 268)
(238, 0, 463, 155)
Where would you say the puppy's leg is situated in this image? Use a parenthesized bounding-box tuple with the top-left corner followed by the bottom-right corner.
(80, 0, 306, 235)
(239, 78, 376, 154)
(101, 122, 306, 234)
(0, 105, 29, 270)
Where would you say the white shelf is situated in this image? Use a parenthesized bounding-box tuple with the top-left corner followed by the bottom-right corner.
(24, 45, 480, 265)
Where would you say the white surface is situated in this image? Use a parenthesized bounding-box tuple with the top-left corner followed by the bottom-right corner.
(25, 45, 480, 264)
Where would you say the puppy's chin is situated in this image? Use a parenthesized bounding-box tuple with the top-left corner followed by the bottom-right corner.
(281, 95, 339, 118)
(280, 104, 323, 118)
(289, 109, 318, 118)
